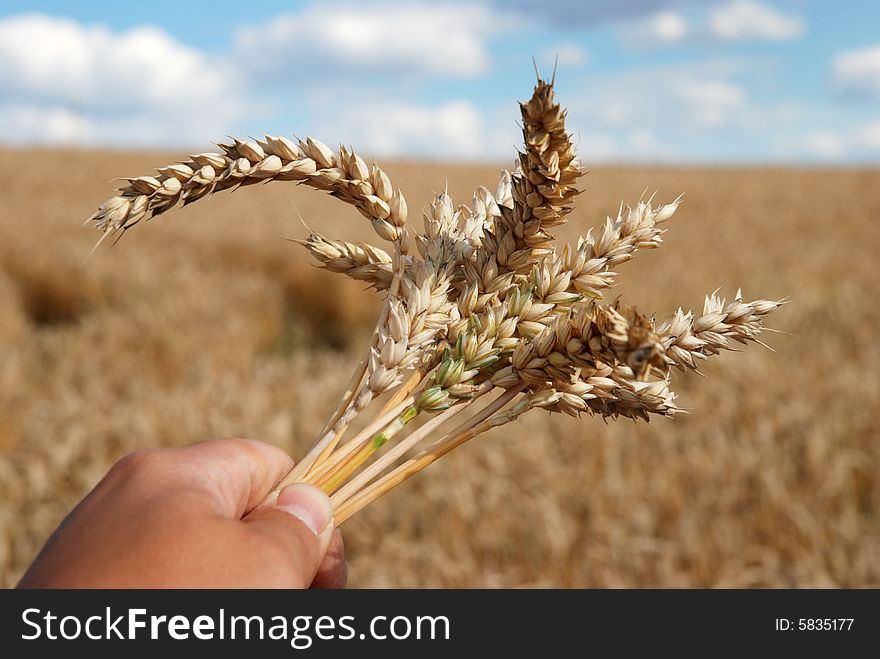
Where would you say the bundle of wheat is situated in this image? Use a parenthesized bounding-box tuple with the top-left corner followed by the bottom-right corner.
(86, 74, 784, 524)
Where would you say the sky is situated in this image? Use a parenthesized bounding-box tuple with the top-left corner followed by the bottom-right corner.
(0, 0, 877, 163)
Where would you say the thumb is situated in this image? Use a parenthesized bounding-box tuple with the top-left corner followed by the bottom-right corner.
(243, 483, 335, 588)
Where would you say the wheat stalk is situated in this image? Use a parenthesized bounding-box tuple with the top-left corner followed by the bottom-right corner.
(85, 72, 785, 525)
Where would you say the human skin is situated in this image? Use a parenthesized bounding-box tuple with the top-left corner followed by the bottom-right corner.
(17, 439, 346, 589)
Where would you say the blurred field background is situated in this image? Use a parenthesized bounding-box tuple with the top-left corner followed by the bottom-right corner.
(0, 148, 878, 587)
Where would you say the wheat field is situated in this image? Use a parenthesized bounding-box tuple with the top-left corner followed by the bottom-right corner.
(0, 147, 877, 587)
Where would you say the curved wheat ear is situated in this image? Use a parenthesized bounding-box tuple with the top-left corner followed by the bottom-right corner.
(86, 137, 409, 249)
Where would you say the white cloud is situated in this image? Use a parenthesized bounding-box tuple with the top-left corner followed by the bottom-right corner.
(563, 61, 765, 161)
(833, 45, 880, 99)
(855, 121, 880, 149)
(624, 10, 689, 46)
(803, 132, 846, 159)
(312, 99, 516, 161)
(796, 121, 880, 160)
(0, 104, 234, 148)
(498, 0, 713, 26)
(675, 80, 746, 127)
(541, 43, 589, 68)
(651, 11, 689, 43)
(0, 105, 91, 145)
(621, 1, 804, 48)
(594, 101, 635, 128)
(235, 3, 512, 80)
(577, 131, 620, 160)
(0, 14, 241, 146)
(707, 0, 804, 42)
(628, 129, 657, 152)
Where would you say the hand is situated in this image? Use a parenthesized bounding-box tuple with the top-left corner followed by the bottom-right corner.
(17, 439, 346, 588)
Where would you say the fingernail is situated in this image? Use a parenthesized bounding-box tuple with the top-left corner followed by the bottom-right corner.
(276, 483, 334, 536)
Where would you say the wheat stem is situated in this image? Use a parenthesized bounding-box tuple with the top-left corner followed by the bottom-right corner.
(304, 350, 372, 475)
(334, 384, 526, 524)
(305, 254, 409, 476)
(330, 390, 487, 508)
(320, 405, 419, 494)
(302, 394, 417, 488)
(261, 395, 414, 507)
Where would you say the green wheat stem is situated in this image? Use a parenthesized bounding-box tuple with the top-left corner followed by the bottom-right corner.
(321, 405, 420, 494)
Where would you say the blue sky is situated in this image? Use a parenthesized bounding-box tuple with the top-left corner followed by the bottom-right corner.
(0, 0, 877, 163)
